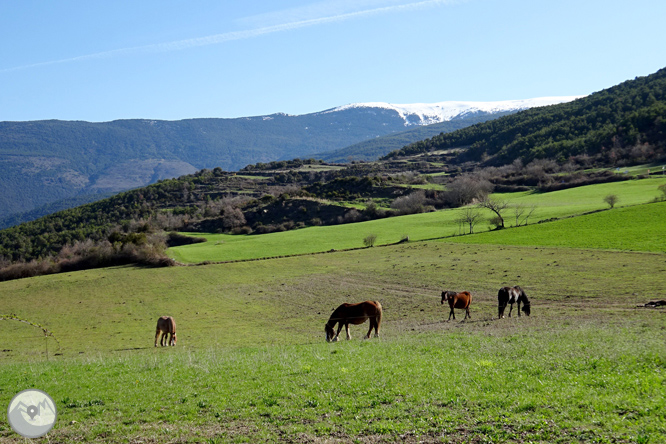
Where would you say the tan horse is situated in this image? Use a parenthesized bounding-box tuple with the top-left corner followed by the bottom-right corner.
(155, 316, 177, 346)
(441, 290, 472, 321)
(325, 301, 382, 342)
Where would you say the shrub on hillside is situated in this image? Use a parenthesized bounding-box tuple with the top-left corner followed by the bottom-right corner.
(391, 190, 426, 215)
(0, 236, 174, 283)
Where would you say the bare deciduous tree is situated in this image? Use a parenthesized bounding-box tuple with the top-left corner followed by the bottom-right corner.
(513, 203, 526, 227)
(456, 207, 483, 234)
(446, 175, 493, 206)
(478, 197, 510, 229)
(523, 204, 537, 225)
(513, 203, 538, 226)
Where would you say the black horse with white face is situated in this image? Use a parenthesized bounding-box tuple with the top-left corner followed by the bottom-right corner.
(497, 286, 531, 319)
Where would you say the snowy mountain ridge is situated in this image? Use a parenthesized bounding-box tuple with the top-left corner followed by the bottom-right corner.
(328, 96, 584, 126)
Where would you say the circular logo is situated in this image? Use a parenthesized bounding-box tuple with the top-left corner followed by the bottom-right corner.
(7, 389, 57, 438)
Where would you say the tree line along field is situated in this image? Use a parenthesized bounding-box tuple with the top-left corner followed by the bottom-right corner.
(167, 177, 666, 264)
(0, 216, 665, 442)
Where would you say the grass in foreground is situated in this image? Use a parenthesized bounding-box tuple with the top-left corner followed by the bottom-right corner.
(0, 324, 664, 443)
(2, 238, 665, 442)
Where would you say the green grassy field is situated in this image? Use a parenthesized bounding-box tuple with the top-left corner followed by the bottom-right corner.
(1, 179, 666, 442)
(168, 177, 666, 263)
(2, 237, 666, 442)
(448, 200, 666, 252)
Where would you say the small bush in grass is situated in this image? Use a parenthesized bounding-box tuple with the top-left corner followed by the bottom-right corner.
(604, 194, 619, 209)
(658, 183, 666, 201)
(363, 234, 377, 247)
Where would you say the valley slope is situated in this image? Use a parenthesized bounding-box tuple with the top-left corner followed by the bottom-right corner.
(0, 98, 575, 223)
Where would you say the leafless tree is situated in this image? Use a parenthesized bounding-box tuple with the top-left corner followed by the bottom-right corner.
(512, 203, 538, 226)
(478, 197, 510, 228)
(513, 203, 526, 227)
(523, 204, 537, 225)
(456, 207, 483, 234)
(391, 190, 426, 215)
(446, 175, 493, 206)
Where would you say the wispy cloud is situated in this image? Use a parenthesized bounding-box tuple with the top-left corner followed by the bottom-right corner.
(1, 0, 456, 73)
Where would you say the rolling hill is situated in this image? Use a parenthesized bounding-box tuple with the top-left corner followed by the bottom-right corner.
(0, 98, 575, 222)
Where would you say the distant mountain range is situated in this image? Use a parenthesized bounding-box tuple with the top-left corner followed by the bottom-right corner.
(0, 97, 577, 224)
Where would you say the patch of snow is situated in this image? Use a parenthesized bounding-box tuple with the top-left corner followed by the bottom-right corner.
(325, 96, 584, 126)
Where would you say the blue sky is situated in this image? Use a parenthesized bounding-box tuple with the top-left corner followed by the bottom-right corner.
(1, 0, 665, 122)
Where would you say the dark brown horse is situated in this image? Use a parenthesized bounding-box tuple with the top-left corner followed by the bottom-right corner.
(441, 291, 472, 321)
(497, 286, 531, 318)
(155, 316, 177, 346)
(325, 301, 382, 342)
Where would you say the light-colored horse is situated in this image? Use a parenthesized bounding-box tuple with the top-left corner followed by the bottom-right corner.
(325, 301, 382, 342)
(155, 316, 177, 346)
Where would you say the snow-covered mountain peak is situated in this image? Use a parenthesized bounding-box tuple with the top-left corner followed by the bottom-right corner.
(327, 96, 584, 126)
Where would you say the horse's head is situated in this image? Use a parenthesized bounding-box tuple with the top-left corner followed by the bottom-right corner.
(170, 333, 177, 346)
(325, 323, 336, 342)
(441, 291, 455, 304)
(521, 304, 531, 316)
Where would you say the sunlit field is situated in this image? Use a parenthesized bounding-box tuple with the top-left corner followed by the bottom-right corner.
(168, 177, 666, 263)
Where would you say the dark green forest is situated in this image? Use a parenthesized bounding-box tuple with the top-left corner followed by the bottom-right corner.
(384, 67, 666, 167)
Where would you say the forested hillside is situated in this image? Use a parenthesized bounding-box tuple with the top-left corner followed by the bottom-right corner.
(0, 105, 520, 222)
(385, 67, 666, 167)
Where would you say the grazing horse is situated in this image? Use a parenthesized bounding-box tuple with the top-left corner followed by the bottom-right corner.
(325, 301, 382, 342)
(155, 316, 177, 346)
(497, 286, 531, 319)
(441, 291, 472, 321)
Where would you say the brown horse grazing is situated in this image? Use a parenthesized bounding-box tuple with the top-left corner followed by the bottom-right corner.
(325, 301, 382, 342)
(497, 286, 531, 319)
(441, 291, 472, 321)
(155, 316, 177, 346)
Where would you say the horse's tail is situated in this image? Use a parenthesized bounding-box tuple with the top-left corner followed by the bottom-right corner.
(374, 301, 383, 326)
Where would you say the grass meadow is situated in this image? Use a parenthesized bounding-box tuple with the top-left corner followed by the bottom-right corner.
(168, 177, 666, 264)
(1, 177, 665, 442)
(1, 237, 666, 442)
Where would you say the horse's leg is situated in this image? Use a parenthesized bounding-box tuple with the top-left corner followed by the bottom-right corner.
(365, 319, 374, 339)
(345, 323, 351, 340)
(373, 317, 380, 338)
(517, 300, 522, 317)
(155, 328, 160, 347)
(334, 323, 343, 341)
(498, 303, 506, 319)
(508, 303, 514, 317)
(465, 307, 471, 319)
